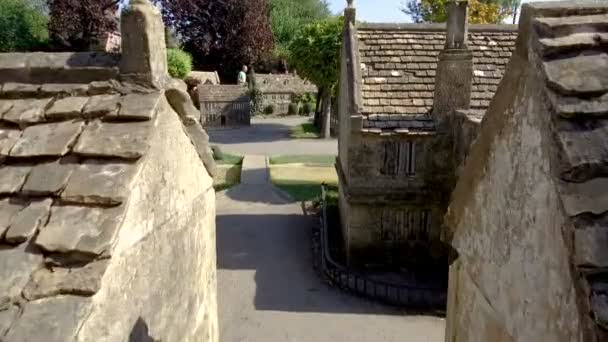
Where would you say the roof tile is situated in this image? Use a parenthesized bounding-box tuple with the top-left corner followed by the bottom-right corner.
(73, 120, 151, 160)
(10, 121, 85, 158)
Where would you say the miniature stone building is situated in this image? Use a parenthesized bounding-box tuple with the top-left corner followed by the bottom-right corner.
(443, 1, 608, 341)
(0, 1, 218, 341)
(199, 85, 251, 127)
(257, 74, 317, 114)
(336, 0, 516, 267)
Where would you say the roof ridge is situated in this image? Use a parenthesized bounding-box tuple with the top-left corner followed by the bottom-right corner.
(357, 22, 518, 32)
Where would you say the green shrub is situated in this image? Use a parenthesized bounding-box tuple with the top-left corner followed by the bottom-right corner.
(167, 48, 192, 79)
(264, 104, 275, 115)
(0, 0, 49, 52)
(299, 106, 304, 115)
(303, 102, 314, 115)
(249, 87, 265, 116)
(288, 103, 299, 115)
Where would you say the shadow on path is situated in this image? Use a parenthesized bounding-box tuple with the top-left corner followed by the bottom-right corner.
(217, 211, 406, 316)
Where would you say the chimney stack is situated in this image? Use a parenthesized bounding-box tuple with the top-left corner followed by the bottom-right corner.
(120, 0, 168, 88)
(431, 0, 473, 129)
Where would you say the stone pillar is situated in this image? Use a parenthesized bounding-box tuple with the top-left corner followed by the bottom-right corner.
(120, 0, 168, 88)
(432, 0, 472, 129)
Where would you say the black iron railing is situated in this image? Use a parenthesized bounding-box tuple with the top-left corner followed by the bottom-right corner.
(319, 186, 446, 311)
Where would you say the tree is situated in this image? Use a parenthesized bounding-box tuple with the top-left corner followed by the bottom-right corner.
(269, 0, 330, 73)
(155, 0, 274, 83)
(269, 0, 330, 50)
(402, 0, 513, 24)
(0, 0, 49, 52)
(288, 17, 342, 138)
(47, 0, 120, 51)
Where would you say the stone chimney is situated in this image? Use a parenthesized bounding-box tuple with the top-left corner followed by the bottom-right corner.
(345, 0, 356, 23)
(120, 0, 168, 88)
(432, 0, 473, 129)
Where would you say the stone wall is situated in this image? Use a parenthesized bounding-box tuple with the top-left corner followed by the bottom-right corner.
(256, 74, 317, 115)
(199, 85, 251, 127)
(444, 1, 608, 340)
(0, 1, 218, 341)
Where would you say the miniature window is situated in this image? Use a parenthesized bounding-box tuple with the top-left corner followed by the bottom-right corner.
(381, 141, 416, 176)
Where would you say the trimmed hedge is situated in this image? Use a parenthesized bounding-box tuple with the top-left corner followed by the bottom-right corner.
(167, 48, 193, 79)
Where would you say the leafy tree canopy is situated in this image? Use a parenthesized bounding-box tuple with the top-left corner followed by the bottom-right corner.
(402, 0, 519, 24)
(287, 16, 342, 90)
(155, 0, 274, 82)
(269, 0, 330, 53)
(0, 0, 49, 52)
(47, 0, 120, 51)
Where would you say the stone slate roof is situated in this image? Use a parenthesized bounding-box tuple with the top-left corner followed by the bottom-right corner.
(257, 74, 317, 94)
(357, 23, 517, 130)
(199, 85, 250, 102)
(0, 80, 163, 314)
(189, 71, 221, 85)
(538, 11, 608, 338)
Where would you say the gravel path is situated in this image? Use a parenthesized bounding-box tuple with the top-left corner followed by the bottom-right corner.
(208, 116, 338, 156)
(215, 155, 445, 342)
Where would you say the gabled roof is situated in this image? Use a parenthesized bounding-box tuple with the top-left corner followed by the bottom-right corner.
(189, 71, 221, 85)
(357, 23, 517, 130)
(256, 74, 317, 93)
(0, 81, 162, 260)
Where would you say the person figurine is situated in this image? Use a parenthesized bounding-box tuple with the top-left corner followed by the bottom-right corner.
(237, 65, 248, 85)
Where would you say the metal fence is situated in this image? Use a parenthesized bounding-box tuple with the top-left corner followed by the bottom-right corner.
(319, 186, 447, 311)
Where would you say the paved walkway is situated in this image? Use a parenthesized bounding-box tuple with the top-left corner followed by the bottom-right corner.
(208, 116, 338, 156)
(216, 156, 445, 342)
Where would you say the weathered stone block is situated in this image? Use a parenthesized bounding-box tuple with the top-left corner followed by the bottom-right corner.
(3, 295, 91, 342)
(45, 96, 89, 120)
(575, 227, 608, 267)
(0, 305, 18, 336)
(73, 120, 151, 160)
(5, 199, 53, 244)
(560, 178, 608, 216)
(0, 165, 30, 195)
(0, 244, 43, 309)
(22, 259, 109, 300)
(0, 127, 21, 158)
(39, 83, 90, 97)
(112, 92, 161, 120)
(82, 94, 119, 118)
(0, 199, 26, 239)
(544, 54, 608, 96)
(10, 121, 85, 157)
(22, 160, 75, 196)
(61, 161, 139, 206)
(36, 205, 125, 256)
(120, 0, 168, 88)
(2, 98, 52, 125)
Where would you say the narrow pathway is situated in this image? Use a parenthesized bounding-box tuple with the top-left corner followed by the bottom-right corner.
(215, 156, 445, 342)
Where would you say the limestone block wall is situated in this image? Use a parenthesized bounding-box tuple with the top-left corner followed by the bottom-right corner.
(76, 98, 217, 342)
(199, 85, 251, 127)
(444, 2, 608, 340)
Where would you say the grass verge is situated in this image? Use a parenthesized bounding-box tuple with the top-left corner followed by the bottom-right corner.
(215, 153, 243, 166)
(269, 154, 335, 166)
(290, 122, 320, 139)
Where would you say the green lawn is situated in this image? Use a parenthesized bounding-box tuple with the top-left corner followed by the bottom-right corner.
(214, 152, 243, 166)
(269, 154, 335, 166)
(276, 184, 338, 202)
(290, 122, 321, 139)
